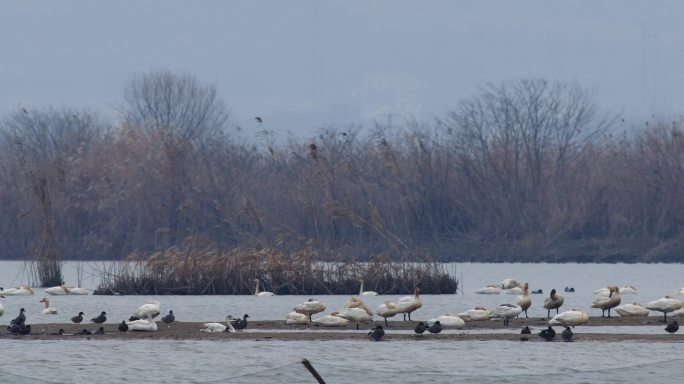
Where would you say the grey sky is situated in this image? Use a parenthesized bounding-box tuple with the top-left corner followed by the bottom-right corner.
(1, 1, 682, 138)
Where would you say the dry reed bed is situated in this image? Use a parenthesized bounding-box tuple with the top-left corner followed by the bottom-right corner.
(94, 246, 458, 295)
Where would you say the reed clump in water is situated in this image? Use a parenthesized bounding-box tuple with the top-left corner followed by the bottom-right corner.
(94, 245, 458, 295)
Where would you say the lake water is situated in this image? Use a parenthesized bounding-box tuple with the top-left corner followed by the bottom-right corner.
(2, 261, 684, 383)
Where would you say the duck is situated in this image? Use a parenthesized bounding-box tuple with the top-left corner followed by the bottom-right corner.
(564, 287, 575, 293)
(665, 320, 679, 334)
(39, 297, 58, 314)
(45, 282, 70, 295)
(543, 289, 564, 318)
(520, 326, 531, 341)
(126, 314, 158, 332)
(645, 296, 683, 322)
(94, 327, 105, 335)
(10, 308, 26, 326)
(231, 314, 249, 331)
(7, 323, 31, 335)
(397, 285, 423, 321)
(359, 280, 378, 296)
(619, 285, 637, 294)
(549, 308, 589, 327)
(130, 300, 161, 321)
(75, 329, 91, 335)
(531, 289, 543, 294)
(286, 311, 309, 325)
(538, 326, 556, 341)
(118, 321, 129, 332)
(428, 315, 465, 328)
(294, 298, 326, 321)
(376, 300, 401, 325)
(591, 285, 621, 318)
(91, 311, 107, 323)
(475, 285, 501, 294)
(513, 283, 531, 318)
(489, 303, 522, 326)
(498, 279, 521, 289)
(561, 326, 574, 342)
(336, 307, 372, 330)
(414, 321, 427, 335)
(200, 315, 235, 333)
(457, 307, 491, 321)
(0, 285, 34, 296)
(71, 312, 85, 323)
(161, 310, 175, 324)
(313, 312, 349, 327)
(368, 325, 385, 341)
(254, 279, 275, 296)
(614, 303, 650, 317)
(427, 320, 443, 334)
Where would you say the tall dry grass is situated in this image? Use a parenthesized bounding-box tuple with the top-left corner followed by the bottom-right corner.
(94, 245, 458, 295)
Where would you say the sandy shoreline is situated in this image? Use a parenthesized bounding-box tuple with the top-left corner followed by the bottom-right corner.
(2, 316, 682, 342)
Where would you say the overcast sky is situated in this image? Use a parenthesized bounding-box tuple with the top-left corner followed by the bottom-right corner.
(1, 1, 683, 138)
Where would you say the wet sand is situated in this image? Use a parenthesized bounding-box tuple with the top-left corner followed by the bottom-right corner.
(2, 316, 682, 342)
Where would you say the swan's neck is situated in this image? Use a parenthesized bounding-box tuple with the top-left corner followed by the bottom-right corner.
(255, 280, 260, 295)
(359, 281, 364, 294)
(43, 300, 49, 309)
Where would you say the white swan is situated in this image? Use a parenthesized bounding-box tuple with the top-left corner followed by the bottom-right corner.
(345, 297, 374, 316)
(506, 286, 524, 294)
(397, 286, 423, 321)
(429, 315, 465, 328)
(131, 300, 161, 320)
(285, 311, 309, 325)
(67, 287, 89, 295)
(456, 307, 491, 321)
(201, 315, 236, 333)
(498, 279, 521, 289)
(359, 280, 378, 296)
(39, 297, 57, 314)
(489, 303, 522, 326)
(677, 288, 684, 295)
(127, 314, 159, 332)
(475, 285, 501, 294)
(543, 289, 564, 317)
(549, 308, 589, 327)
(336, 307, 372, 329)
(619, 285, 637, 294)
(45, 283, 70, 295)
(645, 296, 683, 322)
(615, 303, 650, 317)
(376, 300, 401, 325)
(0, 285, 34, 296)
(294, 298, 326, 321)
(513, 283, 531, 318)
(591, 285, 621, 318)
(313, 312, 349, 327)
(254, 279, 275, 296)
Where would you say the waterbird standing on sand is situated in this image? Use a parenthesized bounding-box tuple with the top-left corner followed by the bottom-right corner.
(397, 285, 423, 321)
(427, 321, 443, 334)
(549, 308, 589, 327)
(161, 310, 175, 324)
(665, 321, 679, 334)
(561, 326, 574, 342)
(489, 303, 523, 326)
(232, 314, 249, 331)
(520, 326, 531, 341)
(294, 298, 326, 321)
(118, 321, 129, 332)
(513, 283, 531, 318)
(130, 300, 161, 321)
(71, 312, 85, 323)
(8, 323, 31, 335)
(539, 326, 556, 341)
(91, 311, 107, 323)
(414, 322, 426, 335)
(11, 308, 26, 326)
(645, 296, 683, 322)
(543, 289, 564, 318)
(591, 286, 621, 318)
(368, 325, 385, 341)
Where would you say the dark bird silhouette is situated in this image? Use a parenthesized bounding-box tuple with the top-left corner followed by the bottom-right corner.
(538, 326, 556, 341)
(531, 289, 543, 294)
(94, 327, 105, 335)
(414, 322, 427, 335)
(71, 312, 85, 323)
(51, 329, 65, 336)
(91, 311, 107, 323)
(161, 310, 175, 324)
(368, 325, 385, 341)
(231, 314, 249, 331)
(520, 326, 531, 341)
(255, 116, 263, 123)
(564, 287, 575, 293)
(8, 323, 31, 335)
(10, 308, 26, 326)
(427, 321, 443, 334)
(561, 326, 574, 342)
(665, 320, 679, 334)
(75, 329, 92, 335)
(118, 321, 129, 332)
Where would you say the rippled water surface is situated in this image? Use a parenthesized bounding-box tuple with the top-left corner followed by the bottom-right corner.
(2, 261, 684, 383)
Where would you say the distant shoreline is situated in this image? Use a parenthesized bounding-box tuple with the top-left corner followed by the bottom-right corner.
(3, 317, 682, 342)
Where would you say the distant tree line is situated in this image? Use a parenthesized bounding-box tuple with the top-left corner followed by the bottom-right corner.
(1, 71, 683, 263)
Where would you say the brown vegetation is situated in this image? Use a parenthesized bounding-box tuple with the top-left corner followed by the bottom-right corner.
(1, 74, 684, 264)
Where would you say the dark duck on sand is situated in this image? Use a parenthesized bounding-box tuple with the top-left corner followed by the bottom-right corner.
(161, 310, 175, 324)
(427, 321, 443, 334)
(118, 321, 129, 332)
(368, 325, 385, 341)
(414, 322, 426, 335)
(665, 320, 679, 334)
(539, 326, 556, 341)
(561, 326, 574, 342)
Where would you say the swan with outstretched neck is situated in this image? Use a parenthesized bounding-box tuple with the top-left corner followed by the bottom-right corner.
(359, 280, 378, 296)
(254, 279, 274, 296)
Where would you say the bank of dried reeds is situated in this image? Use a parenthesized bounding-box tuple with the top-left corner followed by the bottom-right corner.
(94, 245, 458, 295)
